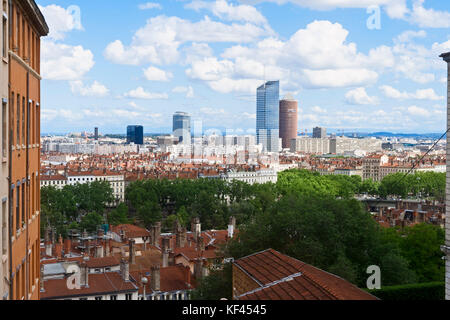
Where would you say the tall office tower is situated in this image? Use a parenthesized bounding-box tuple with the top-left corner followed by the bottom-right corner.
(257, 81, 280, 153)
(313, 127, 327, 139)
(127, 125, 144, 145)
(0, 0, 8, 301)
(440, 52, 450, 300)
(173, 112, 191, 144)
(8, 0, 48, 300)
(279, 94, 298, 150)
(94, 127, 98, 141)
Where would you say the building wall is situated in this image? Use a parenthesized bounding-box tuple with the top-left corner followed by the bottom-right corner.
(9, 0, 47, 300)
(0, 0, 9, 301)
(444, 56, 450, 300)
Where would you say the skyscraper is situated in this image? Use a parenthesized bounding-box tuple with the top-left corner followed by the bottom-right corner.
(8, 0, 48, 300)
(127, 125, 144, 145)
(173, 112, 191, 144)
(279, 95, 298, 150)
(313, 127, 327, 139)
(257, 81, 280, 152)
(94, 127, 99, 141)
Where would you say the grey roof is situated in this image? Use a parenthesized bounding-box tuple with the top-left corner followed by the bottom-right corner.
(44, 263, 66, 276)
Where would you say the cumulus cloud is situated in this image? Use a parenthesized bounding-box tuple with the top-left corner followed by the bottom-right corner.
(408, 105, 430, 117)
(104, 15, 273, 66)
(143, 66, 173, 81)
(41, 40, 95, 81)
(70, 80, 109, 97)
(345, 87, 378, 105)
(172, 86, 195, 98)
(124, 87, 169, 100)
(38, 4, 83, 40)
(380, 85, 444, 100)
(186, 0, 270, 26)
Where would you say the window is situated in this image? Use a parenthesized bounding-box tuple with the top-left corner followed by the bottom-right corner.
(110, 295, 117, 300)
(2, 99, 6, 157)
(15, 187, 19, 232)
(2, 11, 6, 59)
(22, 97, 24, 145)
(16, 94, 19, 145)
(95, 296, 103, 301)
(2, 201, 6, 254)
(125, 294, 132, 300)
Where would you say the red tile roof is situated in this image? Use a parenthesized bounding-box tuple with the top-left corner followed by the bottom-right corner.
(40, 272, 138, 300)
(234, 249, 378, 301)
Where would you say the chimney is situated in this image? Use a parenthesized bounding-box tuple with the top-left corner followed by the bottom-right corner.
(55, 243, 63, 260)
(162, 249, 169, 268)
(80, 262, 89, 288)
(194, 259, 204, 280)
(64, 239, 72, 256)
(95, 245, 104, 258)
(191, 217, 201, 242)
(228, 216, 236, 239)
(120, 258, 130, 282)
(129, 240, 136, 264)
(184, 265, 191, 288)
(196, 236, 205, 252)
(151, 265, 161, 292)
(105, 239, 111, 257)
(45, 228, 52, 257)
(40, 265, 45, 292)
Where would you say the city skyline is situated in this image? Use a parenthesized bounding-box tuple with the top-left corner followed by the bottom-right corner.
(36, 0, 450, 134)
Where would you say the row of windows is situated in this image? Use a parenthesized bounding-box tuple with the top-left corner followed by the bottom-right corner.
(12, 174, 39, 236)
(10, 2, 41, 72)
(13, 239, 39, 300)
(10, 92, 39, 147)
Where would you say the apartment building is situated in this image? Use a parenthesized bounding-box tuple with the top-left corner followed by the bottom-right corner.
(0, 0, 8, 300)
(362, 155, 389, 181)
(8, 0, 48, 300)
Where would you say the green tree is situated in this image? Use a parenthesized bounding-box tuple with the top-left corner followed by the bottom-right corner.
(191, 263, 232, 300)
(80, 212, 104, 233)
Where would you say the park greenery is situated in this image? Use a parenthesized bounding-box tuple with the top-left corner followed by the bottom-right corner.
(40, 169, 446, 298)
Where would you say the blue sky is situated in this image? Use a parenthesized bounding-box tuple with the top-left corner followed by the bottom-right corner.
(36, 0, 450, 134)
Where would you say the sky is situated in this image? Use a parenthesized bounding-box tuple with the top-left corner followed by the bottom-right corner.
(35, 0, 450, 135)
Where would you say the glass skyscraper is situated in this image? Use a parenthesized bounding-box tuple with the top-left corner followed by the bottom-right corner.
(127, 125, 144, 145)
(173, 112, 191, 144)
(257, 81, 280, 152)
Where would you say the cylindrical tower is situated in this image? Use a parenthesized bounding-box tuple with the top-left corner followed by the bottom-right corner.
(279, 95, 298, 149)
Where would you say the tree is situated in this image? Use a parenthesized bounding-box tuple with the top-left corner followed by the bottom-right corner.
(80, 212, 104, 233)
(191, 263, 232, 300)
(108, 203, 130, 226)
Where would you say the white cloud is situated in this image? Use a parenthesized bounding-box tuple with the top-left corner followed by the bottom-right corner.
(311, 106, 327, 114)
(186, 0, 269, 26)
(395, 30, 426, 43)
(172, 86, 195, 98)
(380, 85, 444, 100)
(104, 15, 273, 66)
(124, 87, 169, 100)
(138, 2, 162, 10)
(70, 80, 109, 97)
(408, 105, 430, 117)
(143, 66, 173, 81)
(345, 87, 378, 105)
(41, 40, 95, 81)
(408, 0, 450, 28)
(38, 4, 83, 40)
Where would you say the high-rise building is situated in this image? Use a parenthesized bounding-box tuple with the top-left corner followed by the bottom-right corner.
(94, 127, 99, 141)
(313, 127, 327, 139)
(279, 95, 298, 150)
(257, 81, 280, 152)
(127, 126, 144, 145)
(0, 0, 9, 301)
(173, 112, 191, 144)
(8, 0, 48, 300)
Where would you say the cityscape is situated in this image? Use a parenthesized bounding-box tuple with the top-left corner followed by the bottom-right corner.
(2, 0, 450, 309)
